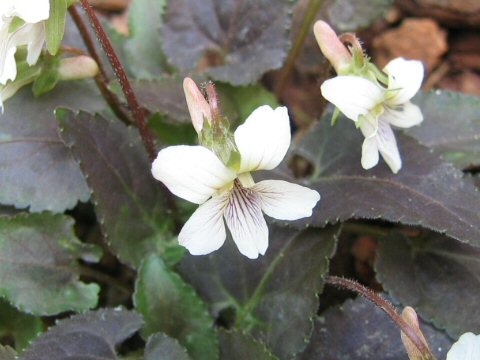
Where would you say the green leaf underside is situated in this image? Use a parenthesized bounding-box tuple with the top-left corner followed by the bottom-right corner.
(219, 330, 278, 360)
(134, 255, 219, 360)
(286, 115, 480, 247)
(162, 0, 294, 85)
(0, 81, 104, 213)
(0, 213, 101, 315)
(324, 0, 394, 31)
(148, 113, 198, 146)
(376, 231, 480, 338)
(0, 299, 43, 352)
(56, 110, 174, 268)
(216, 83, 279, 126)
(144, 333, 192, 360)
(124, 0, 169, 78)
(407, 90, 480, 169)
(299, 296, 452, 359)
(179, 223, 339, 359)
(45, 0, 67, 55)
(20, 308, 143, 360)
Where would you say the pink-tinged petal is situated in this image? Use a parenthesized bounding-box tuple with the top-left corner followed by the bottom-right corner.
(321, 76, 383, 122)
(383, 101, 423, 128)
(361, 136, 379, 170)
(183, 77, 211, 133)
(384, 58, 424, 104)
(313, 21, 351, 73)
(12, 0, 50, 23)
(447, 333, 480, 360)
(234, 105, 291, 173)
(178, 193, 228, 256)
(151, 145, 236, 205)
(376, 120, 402, 173)
(252, 180, 320, 220)
(224, 181, 268, 259)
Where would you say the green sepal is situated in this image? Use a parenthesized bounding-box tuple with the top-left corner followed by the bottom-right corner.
(32, 55, 60, 97)
(8, 17, 25, 33)
(45, 0, 68, 55)
(199, 116, 239, 167)
(330, 107, 341, 126)
(367, 62, 389, 85)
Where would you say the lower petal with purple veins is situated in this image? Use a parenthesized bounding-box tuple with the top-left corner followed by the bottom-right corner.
(224, 180, 268, 259)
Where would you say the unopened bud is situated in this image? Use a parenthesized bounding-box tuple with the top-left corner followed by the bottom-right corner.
(401, 307, 433, 360)
(183, 77, 212, 133)
(58, 56, 99, 81)
(313, 21, 352, 74)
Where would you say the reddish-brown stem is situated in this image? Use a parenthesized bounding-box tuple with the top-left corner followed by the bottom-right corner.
(338, 33, 363, 53)
(71, 2, 181, 231)
(205, 82, 220, 120)
(76, 0, 156, 161)
(68, 5, 132, 126)
(325, 276, 436, 360)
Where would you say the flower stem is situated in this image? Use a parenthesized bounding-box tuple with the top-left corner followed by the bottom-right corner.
(274, 0, 324, 98)
(68, 5, 132, 126)
(325, 276, 436, 360)
(72, 1, 182, 231)
(76, 0, 156, 161)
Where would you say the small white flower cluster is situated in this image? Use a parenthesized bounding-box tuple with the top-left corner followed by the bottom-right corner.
(315, 21, 424, 173)
(0, 0, 50, 108)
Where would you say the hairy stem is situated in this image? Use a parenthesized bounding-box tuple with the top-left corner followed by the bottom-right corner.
(274, 0, 324, 98)
(68, 5, 132, 126)
(72, 1, 182, 231)
(325, 276, 436, 360)
(76, 0, 156, 161)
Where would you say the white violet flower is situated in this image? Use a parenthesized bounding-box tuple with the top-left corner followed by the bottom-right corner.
(447, 333, 480, 360)
(321, 57, 424, 173)
(0, 0, 50, 85)
(151, 105, 320, 259)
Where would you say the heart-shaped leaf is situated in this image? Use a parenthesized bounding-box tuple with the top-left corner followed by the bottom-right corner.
(179, 224, 339, 359)
(299, 296, 452, 359)
(0, 213, 101, 315)
(57, 110, 176, 268)
(20, 308, 143, 360)
(162, 0, 294, 85)
(375, 231, 480, 338)
(134, 255, 218, 360)
(289, 117, 480, 247)
(0, 81, 104, 213)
